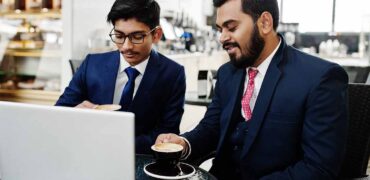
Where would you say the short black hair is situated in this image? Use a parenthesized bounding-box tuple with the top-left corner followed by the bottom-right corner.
(213, 0, 279, 31)
(107, 0, 160, 29)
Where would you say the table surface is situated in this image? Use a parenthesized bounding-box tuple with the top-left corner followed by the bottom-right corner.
(136, 154, 216, 180)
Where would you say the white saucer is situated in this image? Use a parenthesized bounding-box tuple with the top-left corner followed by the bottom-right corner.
(143, 162, 196, 179)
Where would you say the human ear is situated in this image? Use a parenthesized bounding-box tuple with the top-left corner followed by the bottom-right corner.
(152, 27, 163, 43)
(259, 12, 274, 34)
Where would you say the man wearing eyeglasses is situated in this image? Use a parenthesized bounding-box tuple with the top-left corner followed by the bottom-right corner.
(56, 0, 186, 154)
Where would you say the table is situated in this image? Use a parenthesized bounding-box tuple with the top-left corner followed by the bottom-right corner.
(136, 154, 216, 180)
(185, 92, 212, 106)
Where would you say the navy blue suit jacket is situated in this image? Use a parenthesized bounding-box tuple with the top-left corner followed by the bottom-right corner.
(56, 50, 186, 154)
(183, 37, 348, 179)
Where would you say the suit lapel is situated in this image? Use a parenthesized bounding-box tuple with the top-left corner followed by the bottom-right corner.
(103, 51, 120, 104)
(217, 68, 245, 152)
(130, 50, 161, 108)
(241, 39, 286, 158)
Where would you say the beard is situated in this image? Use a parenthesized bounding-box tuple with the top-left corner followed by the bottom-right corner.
(223, 24, 265, 69)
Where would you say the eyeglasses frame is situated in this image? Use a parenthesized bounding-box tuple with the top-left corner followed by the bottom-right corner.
(109, 26, 159, 45)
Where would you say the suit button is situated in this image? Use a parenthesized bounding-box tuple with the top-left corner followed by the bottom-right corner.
(245, 129, 249, 133)
(233, 146, 239, 150)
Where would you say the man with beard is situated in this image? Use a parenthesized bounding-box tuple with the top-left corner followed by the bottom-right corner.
(155, 0, 348, 179)
(56, 0, 186, 154)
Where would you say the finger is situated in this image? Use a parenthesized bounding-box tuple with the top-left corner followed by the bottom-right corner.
(155, 134, 167, 144)
(163, 134, 174, 143)
(165, 134, 181, 144)
(83, 101, 98, 108)
(75, 103, 85, 108)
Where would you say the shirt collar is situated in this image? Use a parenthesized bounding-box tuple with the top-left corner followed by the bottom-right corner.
(247, 38, 281, 76)
(119, 53, 149, 75)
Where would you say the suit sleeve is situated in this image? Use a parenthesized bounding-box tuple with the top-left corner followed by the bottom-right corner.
(135, 66, 186, 154)
(181, 68, 224, 160)
(55, 55, 89, 107)
(261, 64, 349, 180)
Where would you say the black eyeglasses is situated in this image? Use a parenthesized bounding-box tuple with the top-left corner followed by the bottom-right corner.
(109, 26, 159, 44)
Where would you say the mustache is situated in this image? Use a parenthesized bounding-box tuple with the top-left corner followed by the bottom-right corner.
(121, 50, 139, 55)
(222, 42, 239, 50)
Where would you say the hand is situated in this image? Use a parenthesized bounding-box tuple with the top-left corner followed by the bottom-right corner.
(75, 100, 98, 109)
(155, 133, 188, 150)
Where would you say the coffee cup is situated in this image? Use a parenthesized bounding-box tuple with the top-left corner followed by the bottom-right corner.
(151, 143, 184, 169)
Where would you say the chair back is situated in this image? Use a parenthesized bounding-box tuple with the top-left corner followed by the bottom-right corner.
(339, 83, 370, 179)
(343, 66, 370, 83)
(69, 59, 83, 75)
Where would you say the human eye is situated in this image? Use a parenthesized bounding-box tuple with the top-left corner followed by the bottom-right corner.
(115, 34, 125, 39)
(224, 21, 238, 32)
(228, 25, 237, 32)
(131, 33, 145, 40)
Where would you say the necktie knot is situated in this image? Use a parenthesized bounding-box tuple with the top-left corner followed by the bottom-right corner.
(248, 68, 258, 80)
(125, 67, 140, 81)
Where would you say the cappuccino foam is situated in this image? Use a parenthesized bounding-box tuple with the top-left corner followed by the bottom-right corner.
(152, 143, 183, 152)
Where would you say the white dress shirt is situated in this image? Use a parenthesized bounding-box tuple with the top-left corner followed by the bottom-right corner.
(241, 39, 281, 119)
(112, 54, 149, 104)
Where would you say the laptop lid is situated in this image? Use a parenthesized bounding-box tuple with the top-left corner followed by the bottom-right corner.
(0, 101, 135, 180)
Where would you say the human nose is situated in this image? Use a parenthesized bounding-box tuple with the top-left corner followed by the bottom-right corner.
(219, 30, 231, 44)
(118, 37, 133, 51)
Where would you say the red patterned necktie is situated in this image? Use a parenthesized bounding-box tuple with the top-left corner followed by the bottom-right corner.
(241, 68, 258, 121)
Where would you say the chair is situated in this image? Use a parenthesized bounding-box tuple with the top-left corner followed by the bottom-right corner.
(353, 67, 370, 84)
(69, 59, 83, 75)
(366, 73, 370, 85)
(339, 83, 370, 179)
(342, 66, 370, 84)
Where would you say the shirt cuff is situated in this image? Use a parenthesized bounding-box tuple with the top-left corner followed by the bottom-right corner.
(180, 136, 191, 160)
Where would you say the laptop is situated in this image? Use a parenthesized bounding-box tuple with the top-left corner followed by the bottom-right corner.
(0, 101, 135, 180)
